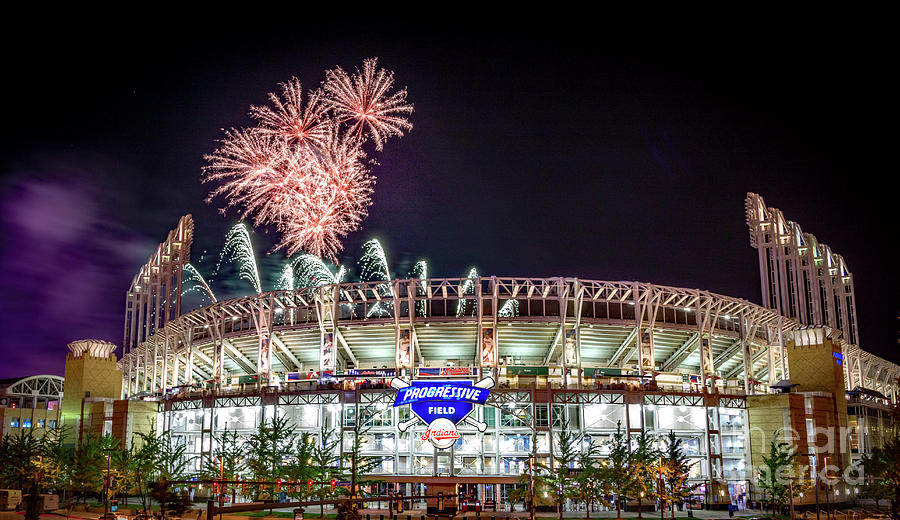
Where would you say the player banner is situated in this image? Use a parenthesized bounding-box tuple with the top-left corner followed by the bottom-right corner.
(397, 328, 412, 369)
(320, 332, 336, 371)
(480, 327, 497, 367)
(564, 328, 577, 365)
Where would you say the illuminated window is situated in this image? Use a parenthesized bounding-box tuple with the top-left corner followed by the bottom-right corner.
(48, 420, 57, 428)
(22, 419, 32, 428)
(10, 418, 18, 428)
(37, 419, 45, 428)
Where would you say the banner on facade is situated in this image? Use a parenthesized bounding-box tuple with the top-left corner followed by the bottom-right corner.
(639, 330, 653, 373)
(397, 328, 412, 369)
(417, 367, 479, 377)
(258, 338, 271, 375)
(564, 328, 577, 366)
(286, 371, 319, 382)
(321, 332, 336, 371)
(480, 327, 497, 367)
(391, 377, 494, 449)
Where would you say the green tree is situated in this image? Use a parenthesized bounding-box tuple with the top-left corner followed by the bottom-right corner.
(309, 423, 345, 517)
(757, 431, 801, 515)
(0, 429, 44, 490)
(571, 438, 611, 519)
(200, 428, 245, 500)
(243, 414, 299, 500)
(630, 430, 661, 519)
(343, 410, 384, 498)
(69, 433, 117, 504)
(158, 430, 193, 481)
(604, 422, 638, 520)
(129, 430, 163, 513)
(536, 424, 580, 520)
(658, 431, 698, 519)
(283, 432, 316, 500)
(861, 432, 900, 520)
(37, 425, 73, 493)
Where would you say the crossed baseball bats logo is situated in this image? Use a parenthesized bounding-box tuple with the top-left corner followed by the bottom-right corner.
(390, 376, 495, 432)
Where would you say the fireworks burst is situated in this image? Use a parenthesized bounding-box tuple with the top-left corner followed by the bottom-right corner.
(250, 78, 330, 151)
(324, 58, 414, 150)
(203, 58, 412, 261)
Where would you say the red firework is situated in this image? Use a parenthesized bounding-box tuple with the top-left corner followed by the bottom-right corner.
(203, 58, 411, 261)
(250, 77, 331, 151)
(323, 57, 414, 150)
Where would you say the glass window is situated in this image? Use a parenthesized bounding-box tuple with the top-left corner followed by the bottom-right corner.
(501, 405, 530, 427)
(583, 403, 624, 430)
(483, 433, 497, 451)
(657, 406, 705, 431)
(535, 404, 549, 427)
(37, 419, 45, 428)
(483, 407, 496, 427)
(23, 419, 32, 428)
(500, 434, 532, 453)
(10, 418, 18, 428)
(48, 420, 57, 428)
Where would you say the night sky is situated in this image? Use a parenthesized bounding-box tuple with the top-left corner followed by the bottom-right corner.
(1, 20, 896, 378)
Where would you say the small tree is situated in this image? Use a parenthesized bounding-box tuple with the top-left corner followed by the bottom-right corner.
(129, 430, 162, 513)
(861, 432, 900, 520)
(604, 421, 638, 520)
(536, 425, 580, 520)
(70, 433, 112, 504)
(659, 431, 698, 519)
(343, 410, 384, 498)
(37, 425, 73, 494)
(200, 428, 245, 500)
(630, 430, 661, 519)
(571, 438, 611, 519)
(0, 429, 45, 490)
(283, 432, 316, 500)
(244, 414, 298, 500)
(310, 424, 345, 517)
(757, 431, 801, 515)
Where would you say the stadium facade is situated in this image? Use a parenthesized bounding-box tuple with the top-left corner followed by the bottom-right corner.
(103, 193, 900, 508)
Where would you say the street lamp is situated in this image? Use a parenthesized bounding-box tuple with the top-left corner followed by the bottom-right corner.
(102, 447, 116, 520)
(800, 453, 820, 520)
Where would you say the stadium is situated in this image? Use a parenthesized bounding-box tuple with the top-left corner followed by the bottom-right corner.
(113, 193, 900, 510)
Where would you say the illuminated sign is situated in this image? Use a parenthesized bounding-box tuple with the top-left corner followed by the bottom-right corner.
(391, 377, 494, 449)
(417, 367, 479, 377)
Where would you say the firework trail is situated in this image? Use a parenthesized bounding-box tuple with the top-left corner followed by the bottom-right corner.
(359, 239, 393, 317)
(216, 223, 263, 294)
(359, 239, 391, 282)
(290, 254, 345, 288)
(456, 267, 479, 317)
(498, 299, 519, 317)
(276, 264, 295, 291)
(203, 59, 412, 261)
(411, 260, 428, 316)
(323, 58, 414, 150)
(183, 263, 217, 303)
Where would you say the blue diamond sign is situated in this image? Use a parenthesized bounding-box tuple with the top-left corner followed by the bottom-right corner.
(391, 376, 494, 448)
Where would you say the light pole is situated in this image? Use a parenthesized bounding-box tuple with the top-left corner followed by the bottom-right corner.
(528, 454, 535, 520)
(102, 448, 116, 520)
(800, 453, 820, 520)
